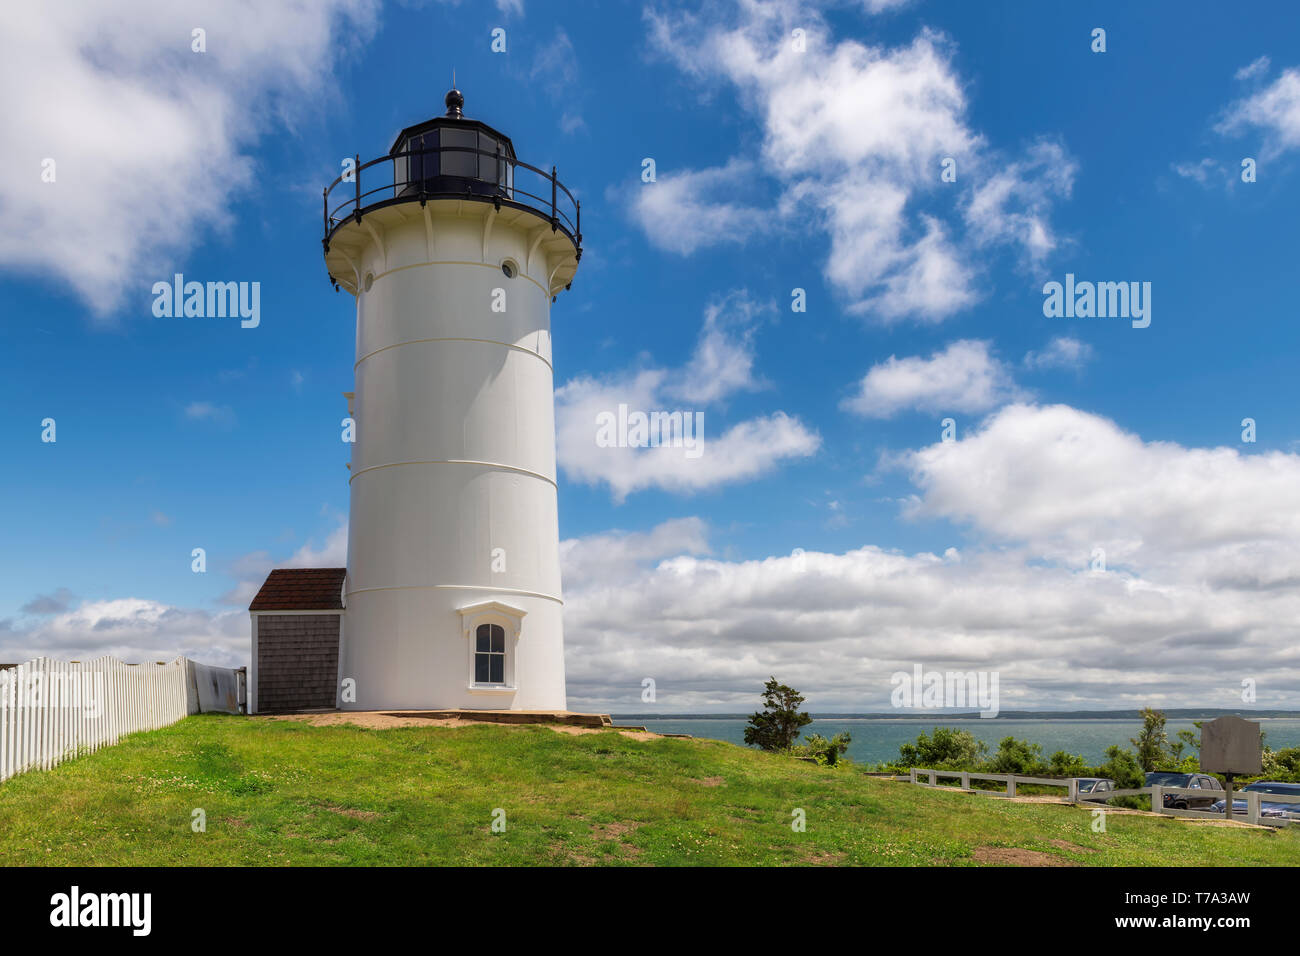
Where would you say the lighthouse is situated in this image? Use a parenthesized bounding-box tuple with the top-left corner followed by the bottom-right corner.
(262, 88, 580, 713)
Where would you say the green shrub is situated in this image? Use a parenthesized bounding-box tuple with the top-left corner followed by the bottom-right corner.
(793, 731, 853, 767)
(896, 727, 988, 771)
(1048, 750, 1090, 777)
(987, 736, 1049, 776)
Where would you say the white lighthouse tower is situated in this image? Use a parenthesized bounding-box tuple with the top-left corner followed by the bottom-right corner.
(321, 88, 580, 712)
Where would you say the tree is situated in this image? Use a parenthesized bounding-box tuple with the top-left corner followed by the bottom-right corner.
(897, 727, 987, 770)
(743, 677, 812, 752)
(988, 736, 1049, 776)
(1049, 750, 1090, 778)
(1170, 720, 1202, 766)
(1131, 708, 1173, 771)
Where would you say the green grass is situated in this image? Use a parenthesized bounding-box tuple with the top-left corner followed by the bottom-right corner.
(1, 714, 1296, 866)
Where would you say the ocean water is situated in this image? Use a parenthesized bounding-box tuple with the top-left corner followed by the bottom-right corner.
(611, 717, 1300, 767)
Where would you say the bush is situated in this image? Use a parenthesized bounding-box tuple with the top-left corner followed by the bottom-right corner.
(896, 727, 988, 771)
(1096, 745, 1148, 809)
(1262, 746, 1300, 782)
(793, 731, 853, 767)
(987, 736, 1049, 776)
(1049, 750, 1090, 778)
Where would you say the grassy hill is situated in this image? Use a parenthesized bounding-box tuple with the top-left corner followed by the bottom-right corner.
(1, 715, 1296, 866)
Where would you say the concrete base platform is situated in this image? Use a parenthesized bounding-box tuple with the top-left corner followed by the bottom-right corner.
(262, 708, 613, 728)
(380, 709, 612, 728)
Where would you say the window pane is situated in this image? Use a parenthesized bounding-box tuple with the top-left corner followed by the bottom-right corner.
(408, 134, 423, 184)
(441, 128, 476, 178)
(475, 654, 490, 683)
(476, 624, 490, 652)
(479, 133, 499, 181)
(489, 654, 504, 684)
(491, 625, 505, 653)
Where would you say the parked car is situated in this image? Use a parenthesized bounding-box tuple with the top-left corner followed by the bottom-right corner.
(1208, 781, 1300, 820)
(1075, 777, 1115, 795)
(1144, 771, 1224, 809)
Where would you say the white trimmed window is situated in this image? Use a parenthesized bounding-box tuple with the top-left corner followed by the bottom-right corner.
(458, 601, 525, 693)
(474, 624, 506, 684)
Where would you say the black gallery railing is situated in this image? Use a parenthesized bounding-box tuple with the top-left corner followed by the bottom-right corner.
(322, 144, 581, 258)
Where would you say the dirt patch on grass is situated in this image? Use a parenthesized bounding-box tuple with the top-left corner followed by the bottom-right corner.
(1048, 839, 1096, 853)
(590, 821, 643, 857)
(591, 821, 640, 839)
(222, 816, 250, 830)
(260, 712, 469, 729)
(973, 846, 1077, 867)
(260, 711, 665, 741)
(547, 725, 660, 742)
(325, 805, 379, 820)
(690, 776, 724, 787)
(799, 849, 847, 865)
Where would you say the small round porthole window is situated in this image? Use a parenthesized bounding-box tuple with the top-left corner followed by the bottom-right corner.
(501, 259, 518, 279)
(363, 272, 374, 292)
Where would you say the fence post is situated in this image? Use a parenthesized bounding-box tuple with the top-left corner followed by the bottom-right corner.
(1246, 791, 1260, 826)
(960, 772, 970, 790)
(1067, 778, 1077, 803)
(909, 767, 917, 784)
(929, 770, 937, 786)
(1007, 776, 1017, 797)
(1151, 785, 1164, 813)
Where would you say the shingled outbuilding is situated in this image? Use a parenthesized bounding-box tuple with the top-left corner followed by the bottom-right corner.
(248, 568, 346, 714)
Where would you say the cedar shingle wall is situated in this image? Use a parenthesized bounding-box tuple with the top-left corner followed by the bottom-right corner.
(256, 614, 340, 711)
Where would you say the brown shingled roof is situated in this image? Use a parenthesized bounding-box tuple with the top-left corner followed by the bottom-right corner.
(249, 568, 346, 611)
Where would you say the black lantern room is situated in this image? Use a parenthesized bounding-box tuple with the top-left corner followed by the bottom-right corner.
(391, 88, 515, 200)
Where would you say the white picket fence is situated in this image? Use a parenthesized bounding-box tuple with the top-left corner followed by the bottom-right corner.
(0, 656, 191, 784)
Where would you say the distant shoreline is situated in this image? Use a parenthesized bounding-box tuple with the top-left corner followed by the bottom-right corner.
(612, 710, 1300, 721)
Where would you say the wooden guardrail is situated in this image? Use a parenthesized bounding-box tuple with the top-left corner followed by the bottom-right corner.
(908, 768, 1297, 827)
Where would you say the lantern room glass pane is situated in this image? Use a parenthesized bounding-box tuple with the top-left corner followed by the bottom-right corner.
(478, 132, 500, 182)
(440, 127, 477, 179)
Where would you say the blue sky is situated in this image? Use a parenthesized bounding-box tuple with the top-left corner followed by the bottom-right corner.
(3, 0, 1300, 713)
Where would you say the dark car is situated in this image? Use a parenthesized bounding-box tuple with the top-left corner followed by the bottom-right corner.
(1208, 781, 1300, 820)
(1144, 771, 1224, 809)
(1075, 778, 1115, 795)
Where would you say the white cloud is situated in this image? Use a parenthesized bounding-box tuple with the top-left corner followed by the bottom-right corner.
(964, 140, 1076, 266)
(555, 293, 819, 500)
(901, 403, 1300, 576)
(0, 0, 378, 317)
(561, 404, 1300, 712)
(842, 339, 1022, 418)
(184, 401, 235, 426)
(1217, 65, 1300, 158)
(636, 4, 1075, 323)
(1235, 55, 1271, 82)
(629, 160, 768, 255)
(1022, 335, 1093, 371)
(0, 598, 247, 668)
(1171, 158, 1223, 185)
